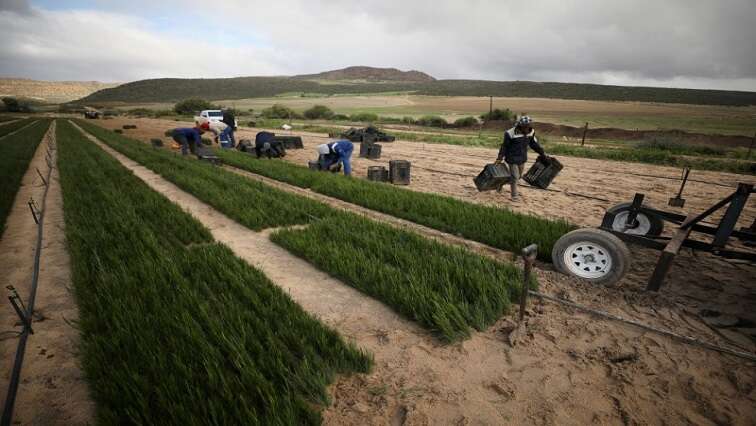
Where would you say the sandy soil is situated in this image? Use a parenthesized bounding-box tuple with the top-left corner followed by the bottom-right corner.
(78, 119, 756, 425)
(0, 122, 94, 425)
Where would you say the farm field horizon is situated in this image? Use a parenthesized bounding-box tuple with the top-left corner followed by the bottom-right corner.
(105, 94, 756, 137)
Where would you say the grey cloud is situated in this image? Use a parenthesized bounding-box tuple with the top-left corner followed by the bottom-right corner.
(0, 0, 31, 13)
(1, 0, 754, 90)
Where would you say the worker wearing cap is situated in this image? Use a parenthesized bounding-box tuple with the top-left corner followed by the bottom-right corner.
(495, 116, 546, 200)
(171, 122, 209, 155)
(316, 140, 354, 175)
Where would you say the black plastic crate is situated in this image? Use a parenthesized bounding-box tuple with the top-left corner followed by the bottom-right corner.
(473, 163, 510, 191)
(523, 156, 563, 189)
(367, 166, 389, 182)
(389, 160, 411, 185)
(274, 135, 303, 149)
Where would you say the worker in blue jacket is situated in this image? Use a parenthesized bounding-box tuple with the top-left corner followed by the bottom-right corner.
(495, 116, 546, 200)
(316, 140, 354, 175)
(171, 122, 209, 155)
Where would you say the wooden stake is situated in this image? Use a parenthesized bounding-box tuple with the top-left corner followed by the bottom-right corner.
(581, 122, 589, 146)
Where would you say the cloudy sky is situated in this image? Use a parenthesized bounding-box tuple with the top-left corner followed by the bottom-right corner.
(1, 0, 755, 91)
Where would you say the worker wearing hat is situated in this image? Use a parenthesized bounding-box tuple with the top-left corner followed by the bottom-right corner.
(171, 122, 209, 155)
(495, 115, 546, 200)
(315, 140, 354, 175)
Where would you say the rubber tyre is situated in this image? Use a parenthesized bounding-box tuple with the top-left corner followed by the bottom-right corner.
(607, 202, 664, 236)
(552, 228, 631, 286)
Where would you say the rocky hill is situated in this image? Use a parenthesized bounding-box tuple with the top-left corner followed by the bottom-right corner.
(0, 78, 120, 103)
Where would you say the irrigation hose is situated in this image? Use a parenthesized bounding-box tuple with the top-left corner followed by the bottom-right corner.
(1, 122, 54, 426)
(529, 290, 756, 363)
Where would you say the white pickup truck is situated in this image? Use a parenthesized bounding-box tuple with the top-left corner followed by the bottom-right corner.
(194, 109, 224, 125)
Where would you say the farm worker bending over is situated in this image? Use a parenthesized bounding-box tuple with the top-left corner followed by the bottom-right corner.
(495, 115, 546, 200)
(171, 122, 209, 155)
(254, 131, 285, 158)
(316, 140, 354, 176)
(206, 121, 232, 147)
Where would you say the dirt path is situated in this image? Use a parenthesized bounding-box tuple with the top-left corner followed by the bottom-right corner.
(0, 121, 94, 425)
(77, 120, 756, 425)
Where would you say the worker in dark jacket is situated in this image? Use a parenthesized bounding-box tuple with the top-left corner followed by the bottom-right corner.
(172, 122, 209, 155)
(495, 116, 546, 200)
(253, 131, 285, 158)
(316, 140, 354, 175)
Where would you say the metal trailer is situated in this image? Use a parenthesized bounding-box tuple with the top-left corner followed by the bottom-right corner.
(552, 182, 755, 290)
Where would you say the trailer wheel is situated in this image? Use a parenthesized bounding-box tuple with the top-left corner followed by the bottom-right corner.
(552, 228, 631, 286)
(607, 203, 664, 236)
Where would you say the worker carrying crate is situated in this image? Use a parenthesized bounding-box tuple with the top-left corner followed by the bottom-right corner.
(493, 116, 560, 199)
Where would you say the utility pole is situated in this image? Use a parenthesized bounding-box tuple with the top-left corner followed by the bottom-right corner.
(748, 131, 755, 160)
(489, 96, 493, 118)
(581, 122, 589, 146)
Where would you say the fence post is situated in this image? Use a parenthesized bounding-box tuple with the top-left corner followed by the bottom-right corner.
(581, 122, 589, 146)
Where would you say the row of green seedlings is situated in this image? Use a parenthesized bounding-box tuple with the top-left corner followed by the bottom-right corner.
(212, 147, 572, 261)
(76, 119, 531, 342)
(0, 117, 37, 138)
(0, 119, 51, 233)
(57, 119, 371, 425)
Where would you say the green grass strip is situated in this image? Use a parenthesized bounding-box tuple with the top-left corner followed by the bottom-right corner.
(214, 149, 572, 261)
(545, 143, 755, 175)
(0, 117, 36, 138)
(76, 120, 332, 230)
(273, 214, 530, 342)
(0, 119, 51, 233)
(57, 119, 371, 425)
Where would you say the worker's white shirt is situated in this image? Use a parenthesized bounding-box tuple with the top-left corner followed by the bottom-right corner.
(208, 121, 228, 134)
(317, 144, 330, 155)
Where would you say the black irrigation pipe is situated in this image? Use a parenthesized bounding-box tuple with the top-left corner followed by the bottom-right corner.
(530, 290, 756, 363)
(1, 122, 54, 426)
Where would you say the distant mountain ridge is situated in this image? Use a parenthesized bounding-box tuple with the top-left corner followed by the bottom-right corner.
(294, 66, 435, 82)
(78, 66, 756, 106)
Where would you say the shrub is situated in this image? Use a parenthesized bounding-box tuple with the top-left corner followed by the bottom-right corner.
(453, 116, 479, 127)
(1, 97, 32, 113)
(416, 115, 448, 128)
(401, 116, 416, 125)
(332, 114, 350, 121)
(303, 105, 334, 120)
(349, 112, 379, 122)
(174, 98, 214, 115)
(261, 104, 299, 119)
(480, 108, 513, 122)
